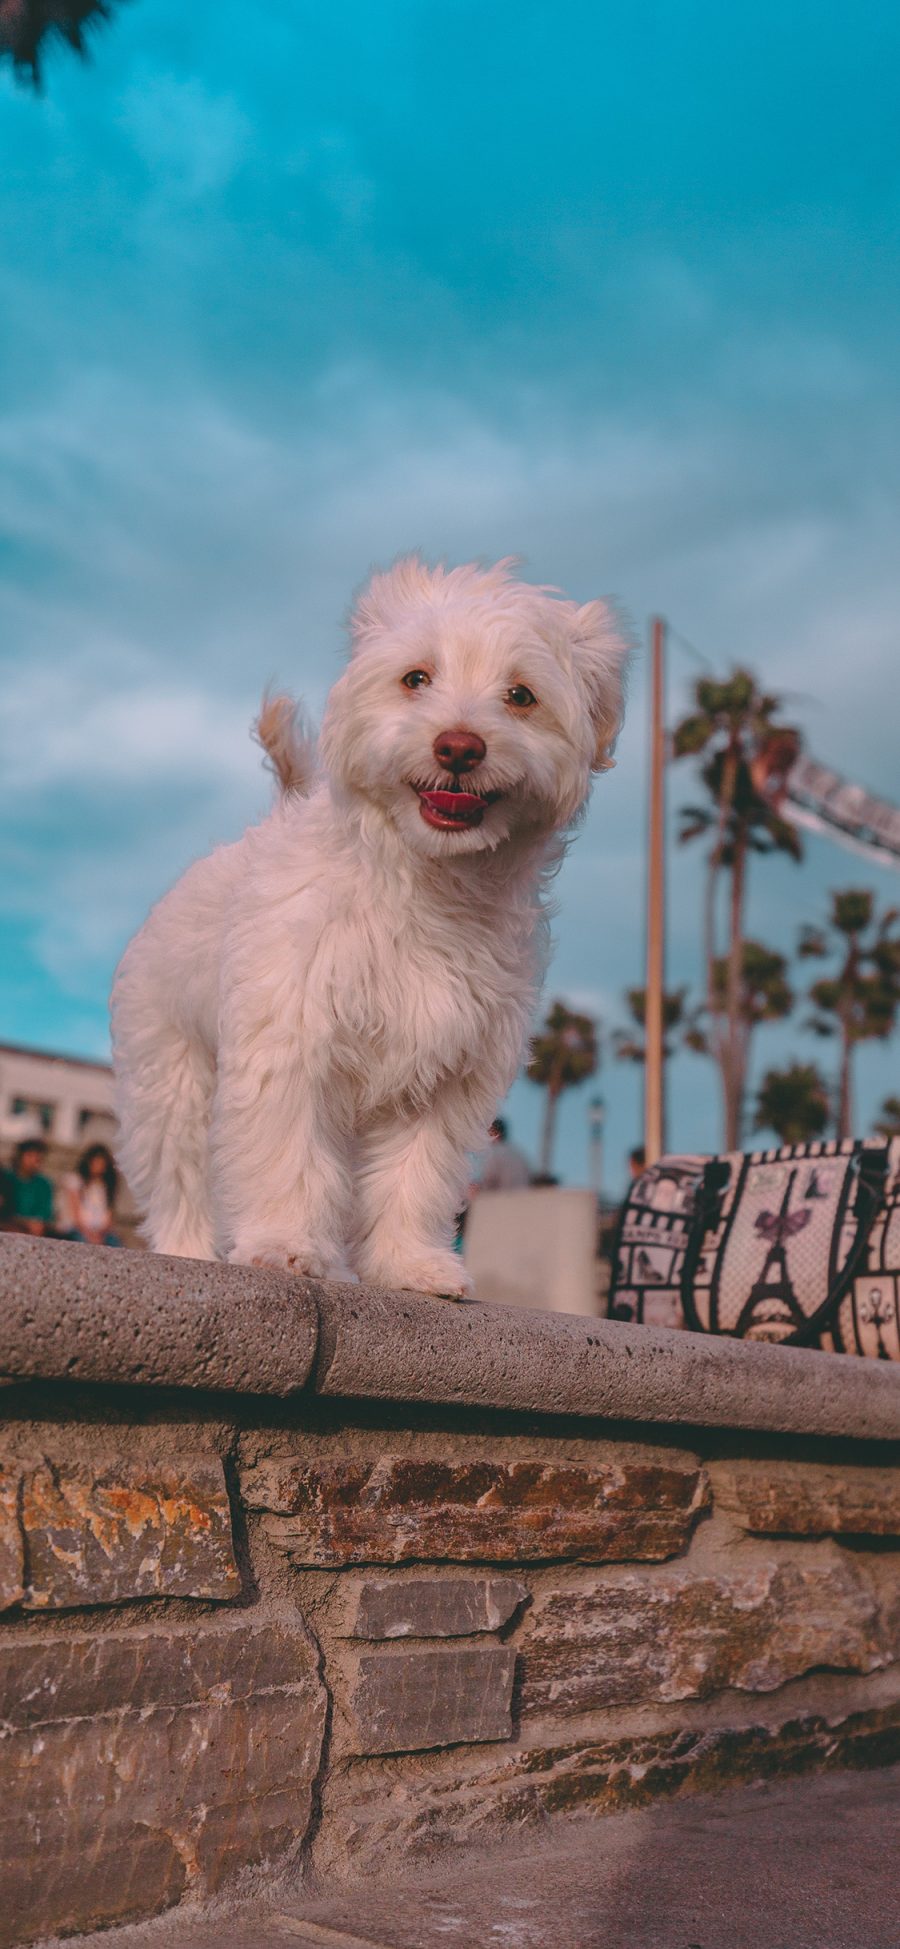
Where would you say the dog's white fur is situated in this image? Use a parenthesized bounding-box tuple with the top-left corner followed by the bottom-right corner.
(112, 556, 627, 1297)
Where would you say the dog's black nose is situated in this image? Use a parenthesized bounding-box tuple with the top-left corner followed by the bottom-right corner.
(433, 729, 487, 774)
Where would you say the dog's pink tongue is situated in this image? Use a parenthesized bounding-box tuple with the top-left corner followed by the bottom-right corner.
(418, 789, 486, 828)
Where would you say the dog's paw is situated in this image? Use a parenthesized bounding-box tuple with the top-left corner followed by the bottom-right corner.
(363, 1249, 473, 1301)
(229, 1239, 344, 1281)
(154, 1231, 217, 1262)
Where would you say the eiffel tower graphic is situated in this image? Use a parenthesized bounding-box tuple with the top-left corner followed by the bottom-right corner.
(738, 1168, 812, 1336)
(860, 1286, 894, 1361)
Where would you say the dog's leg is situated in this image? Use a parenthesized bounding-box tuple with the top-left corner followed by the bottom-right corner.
(111, 958, 219, 1262)
(352, 1090, 490, 1298)
(114, 1017, 217, 1260)
(209, 1035, 351, 1280)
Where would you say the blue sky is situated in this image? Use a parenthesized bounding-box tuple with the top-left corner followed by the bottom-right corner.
(1, 0, 898, 1190)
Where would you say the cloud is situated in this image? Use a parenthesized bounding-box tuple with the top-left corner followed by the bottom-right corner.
(554, 986, 618, 1023)
(116, 72, 251, 197)
(0, 665, 256, 794)
(5, 338, 896, 803)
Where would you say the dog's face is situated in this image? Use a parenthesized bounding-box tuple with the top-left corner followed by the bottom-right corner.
(321, 557, 628, 859)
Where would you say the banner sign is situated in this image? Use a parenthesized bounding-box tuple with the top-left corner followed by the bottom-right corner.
(785, 757, 900, 870)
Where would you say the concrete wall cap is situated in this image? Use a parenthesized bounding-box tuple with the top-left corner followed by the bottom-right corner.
(313, 1281, 900, 1441)
(0, 1237, 318, 1396)
(1, 1237, 898, 1438)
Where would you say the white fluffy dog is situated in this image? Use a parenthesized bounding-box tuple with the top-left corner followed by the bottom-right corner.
(112, 557, 627, 1297)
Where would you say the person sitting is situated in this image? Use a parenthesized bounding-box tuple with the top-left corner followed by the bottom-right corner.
(60, 1143, 122, 1246)
(0, 1159, 15, 1229)
(478, 1117, 533, 1191)
(453, 1116, 533, 1252)
(6, 1137, 55, 1235)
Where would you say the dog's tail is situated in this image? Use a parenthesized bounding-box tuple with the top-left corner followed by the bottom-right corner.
(252, 692, 317, 797)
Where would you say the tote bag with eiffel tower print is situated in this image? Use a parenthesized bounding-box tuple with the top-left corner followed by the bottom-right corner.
(611, 1138, 900, 1364)
(610, 1138, 899, 1358)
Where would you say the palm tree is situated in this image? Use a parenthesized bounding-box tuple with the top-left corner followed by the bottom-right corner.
(0, 0, 120, 82)
(874, 1095, 900, 1140)
(755, 1062, 830, 1146)
(612, 986, 695, 1065)
(612, 985, 704, 1149)
(689, 940, 793, 1145)
(800, 891, 900, 1138)
(674, 669, 802, 1148)
(527, 1001, 599, 1177)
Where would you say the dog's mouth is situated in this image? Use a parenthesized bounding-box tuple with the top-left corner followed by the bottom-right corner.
(413, 781, 503, 831)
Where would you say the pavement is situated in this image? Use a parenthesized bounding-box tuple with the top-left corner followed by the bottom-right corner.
(40, 1764, 900, 1949)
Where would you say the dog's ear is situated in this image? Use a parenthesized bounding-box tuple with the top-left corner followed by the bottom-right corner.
(351, 556, 433, 646)
(568, 599, 630, 772)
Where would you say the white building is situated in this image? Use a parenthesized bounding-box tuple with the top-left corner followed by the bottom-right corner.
(0, 1041, 117, 1149)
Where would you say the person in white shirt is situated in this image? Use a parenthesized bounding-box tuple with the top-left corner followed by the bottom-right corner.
(60, 1144, 122, 1246)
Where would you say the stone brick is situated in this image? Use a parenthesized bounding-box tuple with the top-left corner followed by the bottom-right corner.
(0, 1620, 327, 1947)
(345, 1644, 516, 1755)
(243, 1452, 708, 1566)
(518, 1559, 895, 1719)
(18, 1456, 240, 1609)
(0, 1464, 23, 1610)
(319, 1702, 900, 1871)
(713, 1459, 900, 1538)
(350, 1575, 527, 1640)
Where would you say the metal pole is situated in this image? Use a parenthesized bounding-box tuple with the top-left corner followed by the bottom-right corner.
(588, 1096, 605, 1202)
(644, 617, 666, 1164)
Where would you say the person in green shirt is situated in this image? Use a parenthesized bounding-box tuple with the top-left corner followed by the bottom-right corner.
(8, 1138, 55, 1235)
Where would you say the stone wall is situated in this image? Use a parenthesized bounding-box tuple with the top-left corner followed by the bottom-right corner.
(1, 1237, 900, 1946)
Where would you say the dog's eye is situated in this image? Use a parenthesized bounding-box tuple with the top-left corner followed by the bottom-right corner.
(506, 683, 537, 709)
(402, 670, 432, 690)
